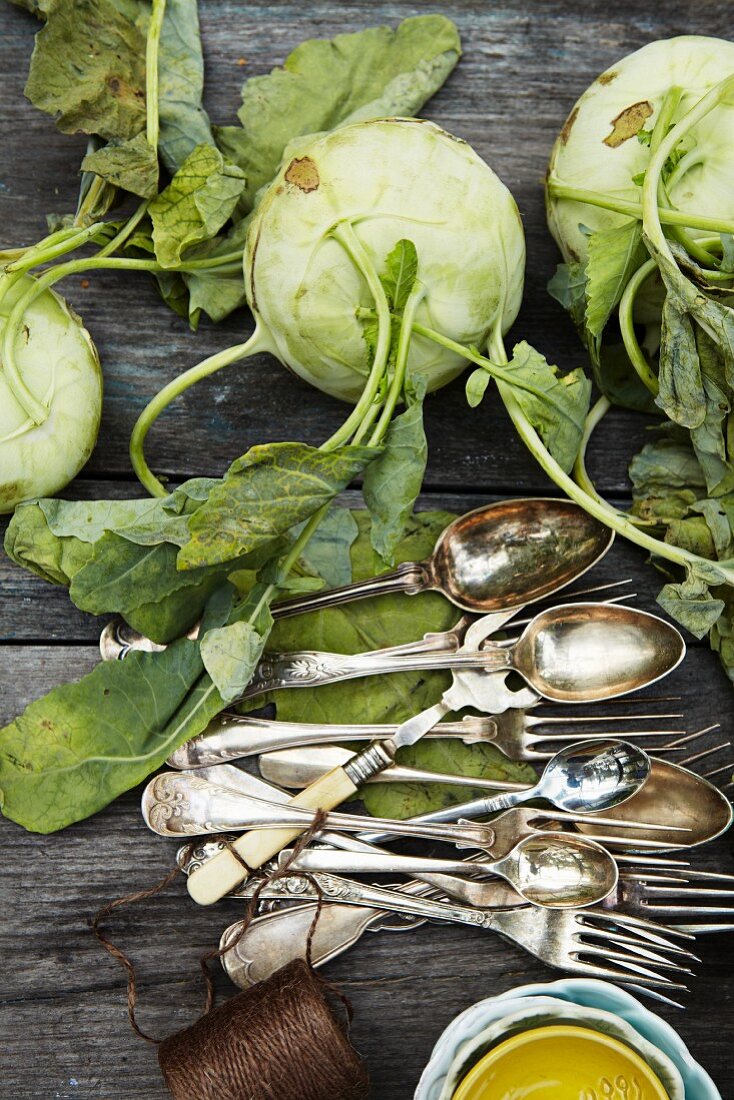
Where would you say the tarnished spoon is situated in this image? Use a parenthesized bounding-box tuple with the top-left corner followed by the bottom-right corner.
(99, 497, 613, 659)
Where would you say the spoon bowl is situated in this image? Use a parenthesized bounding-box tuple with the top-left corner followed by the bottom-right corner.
(575, 757, 734, 851)
(512, 603, 685, 703)
(498, 833, 618, 909)
(428, 498, 614, 612)
(538, 739, 651, 815)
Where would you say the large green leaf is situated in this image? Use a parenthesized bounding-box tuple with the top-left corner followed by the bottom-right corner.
(179, 442, 379, 570)
(216, 15, 461, 213)
(149, 144, 246, 268)
(585, 220, 646, 340)
(24, 0, 148, 141)
(0, 639, 223, 833)
(158, 0, 215, 173)
(362, 397, 427, 564)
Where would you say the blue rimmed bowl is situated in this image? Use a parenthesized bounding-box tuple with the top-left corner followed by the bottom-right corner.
(415, 978, 721, 1100)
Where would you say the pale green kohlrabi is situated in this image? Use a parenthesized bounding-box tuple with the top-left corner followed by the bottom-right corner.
(538, 35, 734, 662)
(130, 117, 526, 494)
(0, 274, 102, 513)
(244, 117, 525, 403)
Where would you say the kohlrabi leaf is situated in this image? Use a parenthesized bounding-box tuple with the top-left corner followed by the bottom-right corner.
(502, 342, 592, 473)
(215, 15, 460, 213)
(362, 396, 427, 564)
(24, 0, 148, 141)
(362, 740, 536, 820)
(179, 443, 379, 570)
(150, 144, 246, 268)
(465, 366, 492, 409)
(200, 620, 270, 703)
(656, 295, 706, 429)
(158, 0, 215, 174)
(296, 505, 358, 588)
(584, 220, 646, 340)
(180, 218, 250, 327)
(548, 261, 588, 328)
(0, 638, 223, 833)
(80, 132, 159, 198)
(381, 239, 419, 311)
(657, 574, 725, 640)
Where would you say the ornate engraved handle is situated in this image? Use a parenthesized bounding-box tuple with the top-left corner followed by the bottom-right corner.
(271, 560, 429, 618)
(142, 771, 497, 850)
(167, 712, 497, 769)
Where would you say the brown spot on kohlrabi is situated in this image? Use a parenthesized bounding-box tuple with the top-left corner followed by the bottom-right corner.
(285, 156, 320, 192)
(560, 106, 579, 145)
(603, 100, 653, 147)
(598, 70, 618, 85)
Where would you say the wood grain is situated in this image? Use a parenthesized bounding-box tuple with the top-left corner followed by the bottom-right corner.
(1, 2, 733, 1097)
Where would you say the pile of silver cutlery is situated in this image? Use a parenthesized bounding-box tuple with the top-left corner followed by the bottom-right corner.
(108, 498, 732, 1001)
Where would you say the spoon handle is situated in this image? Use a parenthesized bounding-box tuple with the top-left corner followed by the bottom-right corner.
(271, 559, 428, 618)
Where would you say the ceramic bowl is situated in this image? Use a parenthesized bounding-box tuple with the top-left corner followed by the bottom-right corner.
(452, 1025, 674, 1100)
(434, 1000, 684, 1100)
(415, 978, 722, 1100)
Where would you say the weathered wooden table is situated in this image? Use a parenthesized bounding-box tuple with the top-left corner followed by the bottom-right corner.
(1, 1, 732, 1095)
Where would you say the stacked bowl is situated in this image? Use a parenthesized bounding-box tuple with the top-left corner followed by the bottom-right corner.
(415, 980, 721, 1100)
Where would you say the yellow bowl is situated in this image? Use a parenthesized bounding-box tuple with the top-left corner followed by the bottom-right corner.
(452, 1024, 671, 1100)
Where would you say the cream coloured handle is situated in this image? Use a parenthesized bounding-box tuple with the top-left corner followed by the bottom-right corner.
(186, 765, 360, 905)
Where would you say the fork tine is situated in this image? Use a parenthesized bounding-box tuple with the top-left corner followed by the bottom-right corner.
(643, 904, 734, 917)
(576, 942, 694, 974)
(579, 910, 695, 943)
(614, 854, 690, 868)
(559, 953, 689, 989)
(621, 983, 686, 1009)
(584, 834, 687, 849)
(676, 742, 732, 767)
(594, 928, 699, 962)
(569, 955, 689, 990)
(699, 761, 734, 778)
(545, 811, 689, 832)
(662, 723, 721, 750)
(641, 884, 734, 899)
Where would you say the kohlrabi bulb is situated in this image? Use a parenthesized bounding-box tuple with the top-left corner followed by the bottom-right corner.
(0, 276, 102, 513)
(547, 35, 734, 264)
(245, 117, 525, 403)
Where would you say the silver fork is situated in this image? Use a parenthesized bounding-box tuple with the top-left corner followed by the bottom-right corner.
(217, 878, 694, 993)
(167, 702, 686, 769)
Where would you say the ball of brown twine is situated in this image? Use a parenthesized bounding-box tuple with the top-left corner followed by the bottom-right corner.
(157, 958, 370, 1100)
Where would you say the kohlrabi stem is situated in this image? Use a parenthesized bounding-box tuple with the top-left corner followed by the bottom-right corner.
(146, 0, 167, 152)
(573, 395, 613, 503)
(324, 221, 392, 449)
(4, 221, 106, 275)
(643, 74, 734, 271)
(498, 380, 734, 582)
(547, 179, 734, 236)
(369, 282, 425, 447)
(130, 330, 265, 496)
(410, 320, 575, 416)
(96, 200, 150, 259)
(618, 257, 659, 395)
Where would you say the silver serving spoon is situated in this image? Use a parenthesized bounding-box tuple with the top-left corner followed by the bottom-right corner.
(362, 739, 653, 833)
(284, 832, 619, 910)
(99, 497, 613, 659)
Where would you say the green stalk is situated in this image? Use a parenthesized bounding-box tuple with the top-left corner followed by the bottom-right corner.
(130, 331, 265, 496)
(145, 0, 167, 152)
(547, 179, 734, 236)
(369, 282, 425, 447)
(323, 221, 392, 449)
(617, 257, 659, 395)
